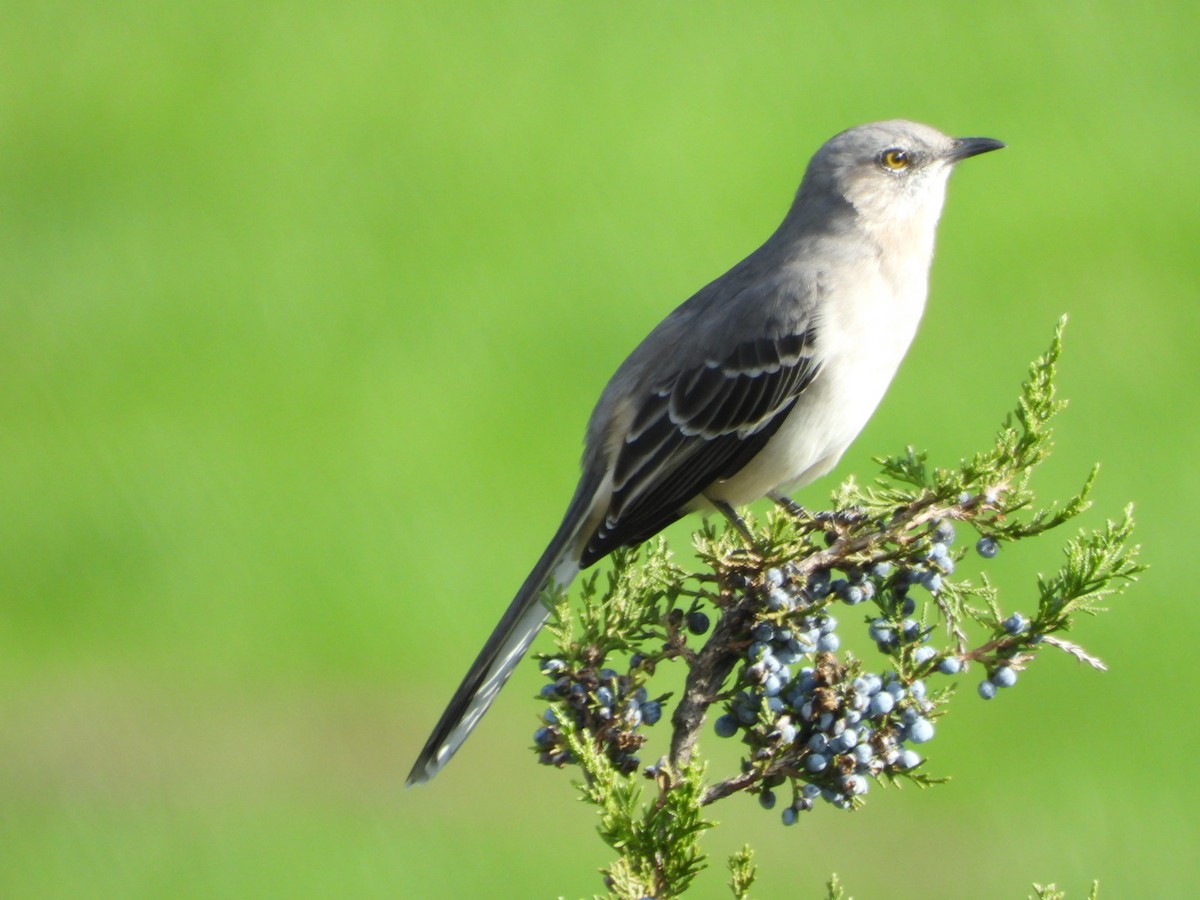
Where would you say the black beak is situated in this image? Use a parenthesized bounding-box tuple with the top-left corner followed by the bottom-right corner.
(950, 136, 1006, 162)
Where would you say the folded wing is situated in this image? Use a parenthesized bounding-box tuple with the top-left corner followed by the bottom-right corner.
(580, 328, 820, 567)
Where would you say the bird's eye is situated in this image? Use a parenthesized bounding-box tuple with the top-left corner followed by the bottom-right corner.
(880, 148, 911, 171)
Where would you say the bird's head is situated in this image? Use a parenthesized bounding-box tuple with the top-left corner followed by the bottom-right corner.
(801, 120, 1004, 233)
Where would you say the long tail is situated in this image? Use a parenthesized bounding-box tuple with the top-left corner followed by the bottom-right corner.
(405, 478, 600, 785)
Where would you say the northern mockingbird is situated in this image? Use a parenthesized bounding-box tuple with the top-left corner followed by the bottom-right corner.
(408, 120, 1004, 785)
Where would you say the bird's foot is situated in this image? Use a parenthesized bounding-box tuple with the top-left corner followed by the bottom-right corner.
(710, 499, 760, 550)
(771, 494, 866, 529)
(770, 494, 810, 520)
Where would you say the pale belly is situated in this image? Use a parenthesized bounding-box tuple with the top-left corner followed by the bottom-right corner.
(703, 272, 926, 507)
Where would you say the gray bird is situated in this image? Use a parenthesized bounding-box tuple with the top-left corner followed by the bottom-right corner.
(407, 119, 1004, 785)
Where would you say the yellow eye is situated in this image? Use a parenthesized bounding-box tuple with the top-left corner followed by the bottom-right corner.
(880, 148, 910, 171)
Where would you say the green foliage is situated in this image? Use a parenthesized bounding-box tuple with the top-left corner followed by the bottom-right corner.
(824, 873, 849, 900)
(531, 322, 1141, 897)
(1030, 882, 1100, 900)
(564, 721, 711, 899)
(726, 846, 756, 900)
(546, 542, 690, 667)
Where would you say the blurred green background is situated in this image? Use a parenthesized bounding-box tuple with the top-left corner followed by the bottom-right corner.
(2, 2, 1196, 897)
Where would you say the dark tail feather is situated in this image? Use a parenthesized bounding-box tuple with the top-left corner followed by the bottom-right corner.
(405, 481, 599, 785)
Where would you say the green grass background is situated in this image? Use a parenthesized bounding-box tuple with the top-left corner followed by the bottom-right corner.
(2, 2, 1197, 897)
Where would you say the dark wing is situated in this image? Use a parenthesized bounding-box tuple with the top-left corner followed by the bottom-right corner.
(579, 328, 819, 567)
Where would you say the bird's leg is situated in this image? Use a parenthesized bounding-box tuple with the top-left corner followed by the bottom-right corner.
(771, 491, 867, 528)
(709, 499, 757, 548)
(770, 492, 810, 520)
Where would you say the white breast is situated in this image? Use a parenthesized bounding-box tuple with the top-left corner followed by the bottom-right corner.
(705, 248, 931, 507)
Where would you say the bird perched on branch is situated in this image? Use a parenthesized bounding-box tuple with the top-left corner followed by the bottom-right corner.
(408, 119, 1004, 785)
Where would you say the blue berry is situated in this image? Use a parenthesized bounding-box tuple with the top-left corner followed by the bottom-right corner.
(805, 753, 829, 772)
(933, 520, 956, 544)
(1003, 613, 1028, 635)
(642, 700, 662, 725)
(868, 620, 894, 644)
(933, 549, 956, 574)
(978, 680, 997, 700)
(843, 584, 865, 604)
(938, 656, 962, 675)
(913, 646, 937, 666)
(734, 704, 758, 726)
(748, 642, 772, 663)
(977, 536, 1000, 558)
(907, 718, 935, 743)
(992, 666, 1018, 688)
(766, 567, 785, 588)
(776, 646, 802, 666)
(868, 692, 895, 717)
(817, 633, 841, 652)
(767, 587, 793, 611)
(686, 611, 711, 635)
(830, 729, 858, 753)
(856, 673, 882, 696)
(802, 783, 822, 800)
(714, 714, 739, 737)
(898, 748, 922, 769)
(781, 806, 798, 826)
(807, 569, 831, 597)
(759, 789, 777, 809)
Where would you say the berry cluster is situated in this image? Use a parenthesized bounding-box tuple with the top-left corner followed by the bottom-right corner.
(977, 612, 1032, 697)
(716, 638, 938, 820)
(530, 510, 1037, 821)
(533, 659, 662, 775)
(710, 517, 1032, 823)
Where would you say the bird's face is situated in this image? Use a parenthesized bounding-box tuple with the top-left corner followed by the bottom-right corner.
(816, 120, 1004, 230)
